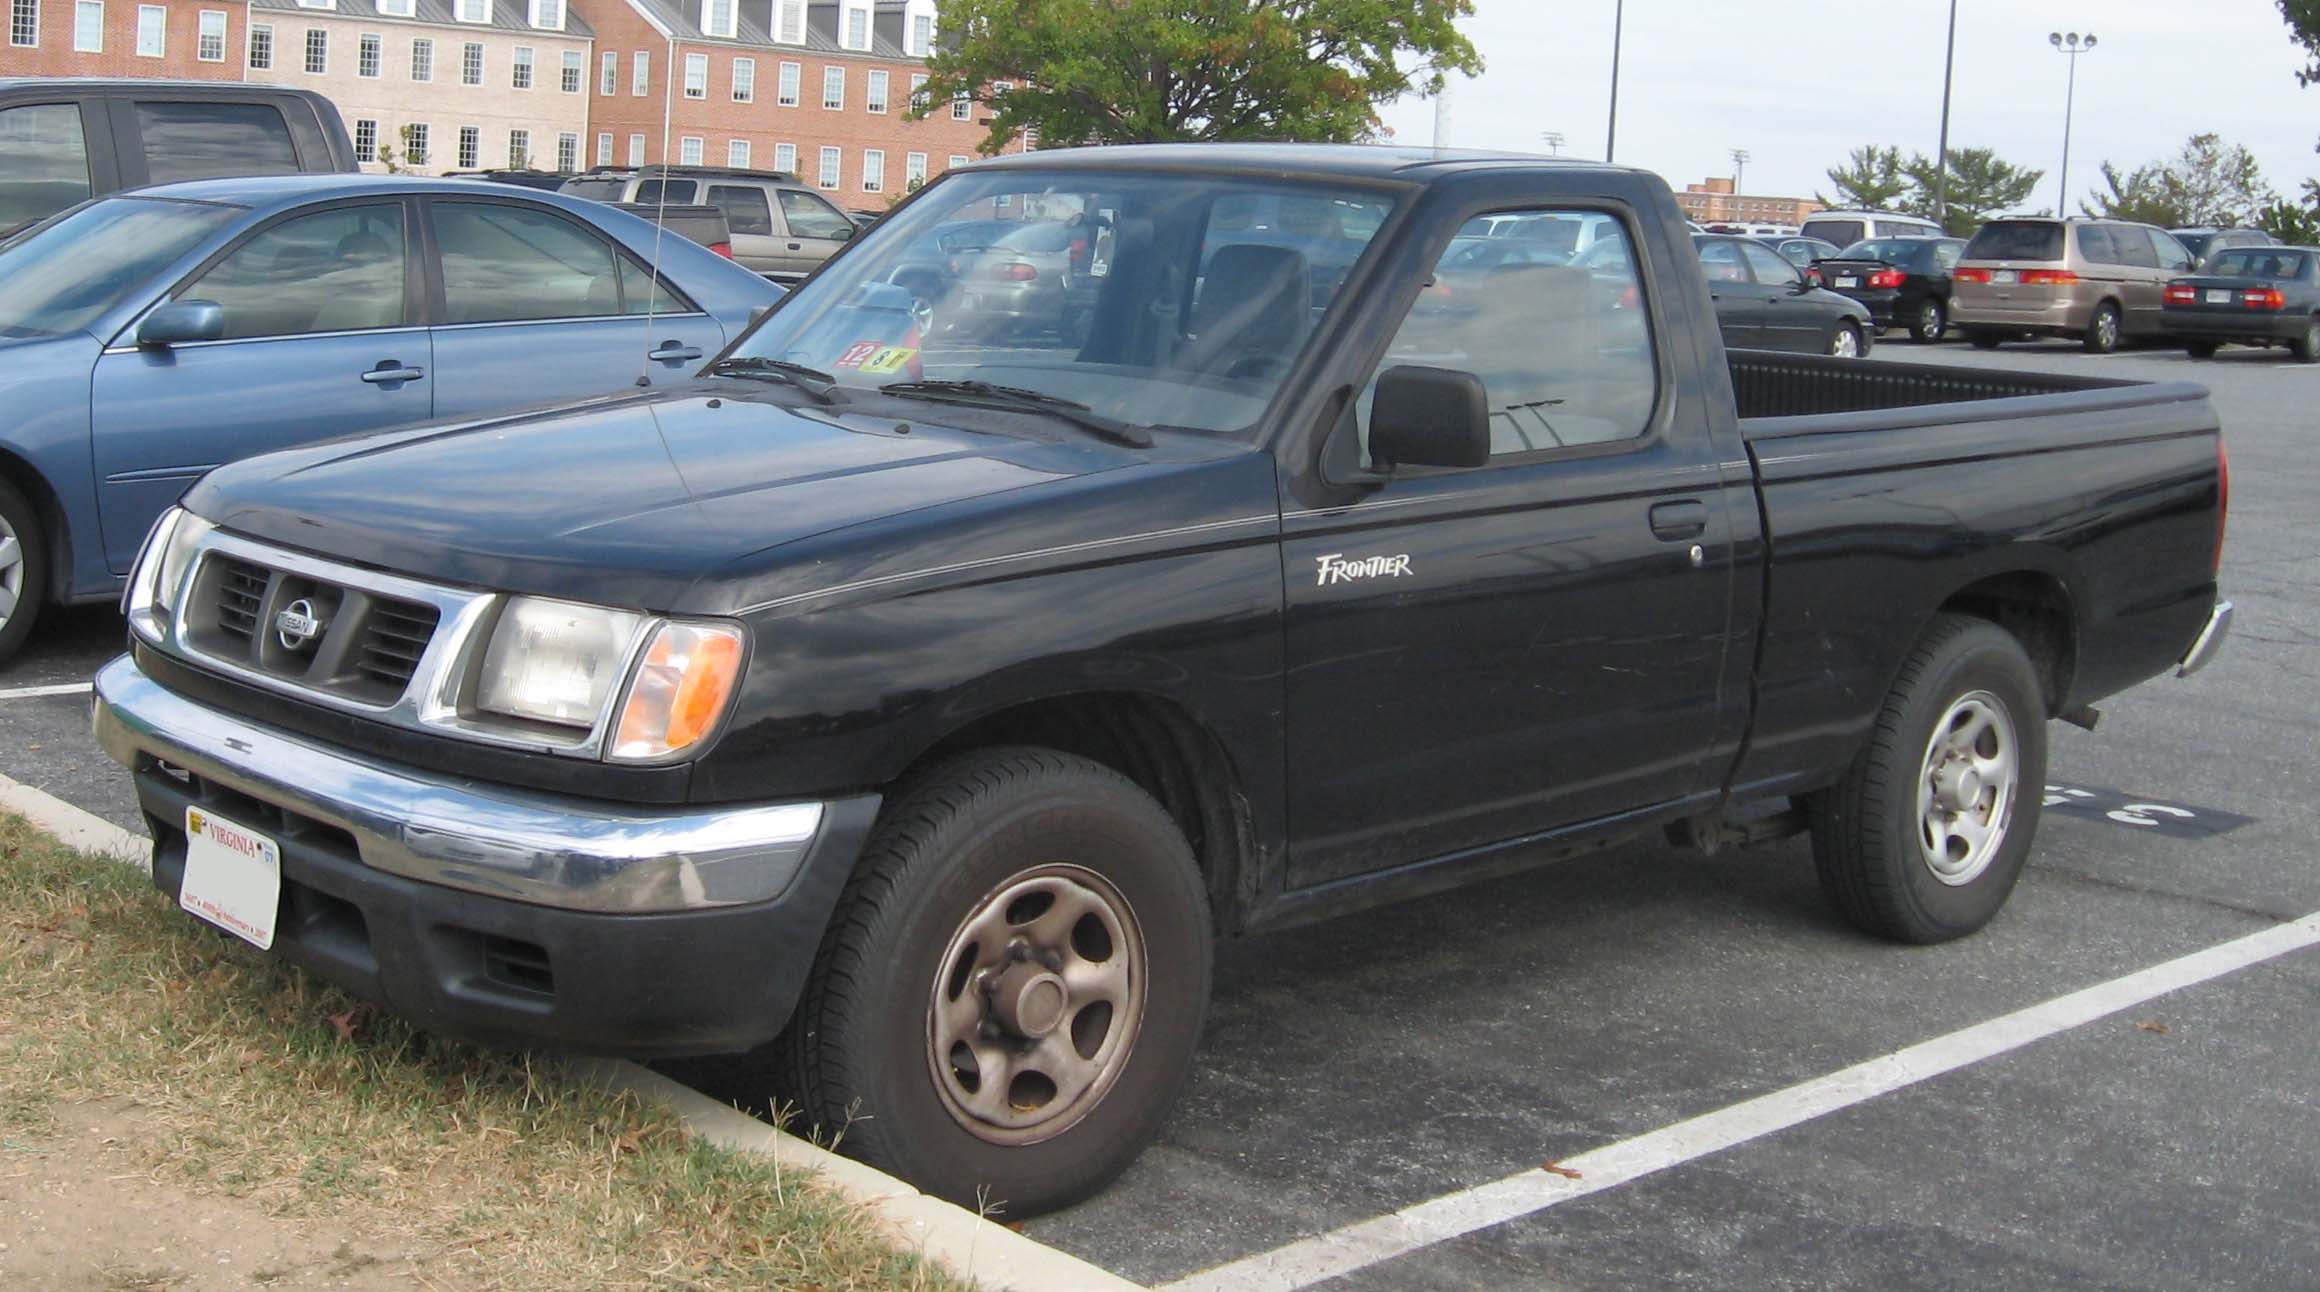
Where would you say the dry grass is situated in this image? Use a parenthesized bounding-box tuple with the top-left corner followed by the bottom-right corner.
(0, 812, 973, 1292)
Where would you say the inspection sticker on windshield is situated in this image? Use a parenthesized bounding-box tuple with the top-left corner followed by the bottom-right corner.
(834, 341, 916, 374)
(180, 807, 281, 950)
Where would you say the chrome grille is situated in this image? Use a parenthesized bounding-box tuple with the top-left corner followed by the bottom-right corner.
(354, 599, 439, 690)
(213, 557, 268, 642)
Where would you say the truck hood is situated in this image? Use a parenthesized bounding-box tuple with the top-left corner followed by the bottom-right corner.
(186, 384, 1150, 609)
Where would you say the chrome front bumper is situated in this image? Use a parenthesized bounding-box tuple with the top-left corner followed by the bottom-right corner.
(92, 653, 827, 913)
(2177, 599, 2233, 679)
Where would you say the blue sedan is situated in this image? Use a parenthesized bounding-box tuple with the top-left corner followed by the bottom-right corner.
(0, 174, 783, 661)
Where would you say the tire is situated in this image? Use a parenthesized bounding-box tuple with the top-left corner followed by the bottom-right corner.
(1967, 329, 2002, 351)
(1829, 322, 1864, 358)
(775, 747, 1212, 1217)
(1909, 296, 1947, 344)
(2081, 301, 2121, 354)
(1807, 615, 2048, 945)
(2184, 340, 2220, 360)
(0, 476, 48, 667)
(2289, 317, 2320, 363)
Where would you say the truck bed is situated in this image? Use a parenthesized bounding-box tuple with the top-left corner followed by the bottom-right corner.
(1727, 350, 2146, 421)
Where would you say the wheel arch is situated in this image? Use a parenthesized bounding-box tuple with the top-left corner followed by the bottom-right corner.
(0, 443, 71, 600)
(1934, 569, 2079, 716)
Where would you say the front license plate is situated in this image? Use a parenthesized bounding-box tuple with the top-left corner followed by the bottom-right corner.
(180, 807, 281, 950)
(1992, 269, 2018, 284)
(2206, 289, 2232, 304)
(1835, 275, 1859, 288)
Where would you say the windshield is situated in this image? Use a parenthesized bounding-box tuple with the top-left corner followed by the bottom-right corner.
(1964, 221, 2064, 262)
(1840, 239, 1930, 265)
(1801, 219, 1865, 248)
(2207, 249, 2309, 279)
(730, 168, 1401, 435)
(561, 177, 628, 202)
(0, 196, 240, 339)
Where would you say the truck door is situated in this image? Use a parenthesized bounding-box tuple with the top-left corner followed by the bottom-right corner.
(1280, 207, 1739, 888)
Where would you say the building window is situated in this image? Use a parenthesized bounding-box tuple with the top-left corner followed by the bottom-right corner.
(632, 50, 648, 96)
(775, 0, 800, 42)
(912, 13, 931, 55)
(909, 73, 928, 111)
(948, 153, 968, 169)
(411, 37, 432, 80)
(358, 32, 380, 77)
(561, 49, 581, 92)
(353, 118, 377, 162)
(842, 2, 866, 50)
(462, 42, 482, 85)
(196, 9, 226, 60)
(951, 92, 970, 121)
(817, 146, 839, 190)
(627, 132, 644, 165)
(992, 80, 1014, 100)
(454, 0, 484, 22)
(135, 5, 163, 56)
(557, 132, 577, 170)
(599, 51, 615, 94)
(822, 66, 843, 110)
(508, 128, 529, 167)
(379, 0, 411, 14)
(866, 69, 888, 114)
(678, 135, 702, 165)
(512, 45, 533, 89)
(704, 0, 732, 38)
(457, 125, 478, 168)
(406, 122, 428, 163)
(72, 0, 100, 51)
(595, 131, 611, 164)
(861, 148, 883, 193)
(247, 22, 271, 66)
(530, 0, 562, 29)
(9, 0, 36, 48)
(727, 138, 749, 168)
(905, 151, 925, 186)
(732, 56, 753, 102)
(304, 28, 327, 73)
(683, 52, 706, 99)
(776, 61, 799, 107)
(773, 141, 795, 173)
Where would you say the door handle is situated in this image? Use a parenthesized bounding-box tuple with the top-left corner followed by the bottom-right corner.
(1649, 499, 1709, 541)
(647, 342, 704, 363)
(787, 241, 802, 250)
(359, 362, 424, 384)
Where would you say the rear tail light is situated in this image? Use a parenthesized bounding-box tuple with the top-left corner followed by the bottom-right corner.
(2164, 284, 2198, 305)
(2242, 287, 2285, 310)
(995, 262, 1038, 282)
(1804, 267, 1824, 287)
(708, 241, 733, 259)
(1955, 267, 1992, 284)
(2020, 269, 2079, 285)
(1866, 268, 1906, 289)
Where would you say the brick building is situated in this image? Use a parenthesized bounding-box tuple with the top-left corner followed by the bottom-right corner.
(3, 0, 247, 78)
(244, 0, 594, 174)
(1675, 177, 1823, 228)
(571, 0, 1005, 208)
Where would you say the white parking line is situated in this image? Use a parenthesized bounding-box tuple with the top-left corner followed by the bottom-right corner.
(1160, 912, 2320, 1292)
(0, 681, 94, 701)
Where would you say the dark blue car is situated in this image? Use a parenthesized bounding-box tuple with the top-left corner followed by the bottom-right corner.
(0, 174, 782, 660)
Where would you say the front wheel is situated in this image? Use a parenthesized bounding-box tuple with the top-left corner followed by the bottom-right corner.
(1829, 322, 1865, 358)
(1807, 615, 2048, 944)
(2082, 302, 2122, 354)
(0, 477, 48, 666)
(775, 748, 1212, 1217)
(2289, 317, 2320, 362)
(1910, 297, 1948, 344)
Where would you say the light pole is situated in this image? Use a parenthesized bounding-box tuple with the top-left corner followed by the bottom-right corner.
(1605, 0, 1624, 163)
(1730, 148, 1750, 195)
(1934, 0, 1958, 224)
(2050, 31, 2097, 216)
(1541, 131, 1565, 157)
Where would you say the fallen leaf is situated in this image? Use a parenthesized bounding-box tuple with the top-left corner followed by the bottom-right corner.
(327, 1009, 364, 1042)
(1541, 1162, 1583, 1180)
(2135, 1019, 2169, 1035)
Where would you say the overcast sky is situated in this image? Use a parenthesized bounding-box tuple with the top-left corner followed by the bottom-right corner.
(1376, 0, 2320, 215)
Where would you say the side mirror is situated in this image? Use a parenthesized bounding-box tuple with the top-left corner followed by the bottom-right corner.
(1370, 365, 1490, 469)
(1790, 275, 1817, 294)
(137, 300, 225, 348)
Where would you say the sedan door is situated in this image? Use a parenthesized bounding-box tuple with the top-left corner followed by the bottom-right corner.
(1742, 240, 1829, 351)
(1697, 238, 1770, 347)
(421, 196, 727, 419)
(89, 199, 427, 570)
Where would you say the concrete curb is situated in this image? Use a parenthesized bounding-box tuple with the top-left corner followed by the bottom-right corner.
(0, 770, 1143, 1292)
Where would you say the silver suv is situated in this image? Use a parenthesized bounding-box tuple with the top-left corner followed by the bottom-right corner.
(561, 165, 856, 282)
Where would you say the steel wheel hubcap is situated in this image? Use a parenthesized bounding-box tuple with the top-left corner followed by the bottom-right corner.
(0, 510, 23, 633)
(1916, 691, 2019, 886)
(1833, 328, 1860, 357)
(2096, 312, 2117, 346)
(927, 863, 1145, 1145)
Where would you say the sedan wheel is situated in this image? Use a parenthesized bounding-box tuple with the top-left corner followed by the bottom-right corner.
(1912, 297, 1947, 343)
(1830, 323, 1863, 358)
(0, 478, 47, 665)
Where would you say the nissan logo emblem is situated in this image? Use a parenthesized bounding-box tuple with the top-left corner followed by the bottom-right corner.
(274, 598, 326, 651)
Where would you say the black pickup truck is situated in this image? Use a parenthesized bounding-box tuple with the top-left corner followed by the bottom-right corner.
(94, 144, 2231, 1216)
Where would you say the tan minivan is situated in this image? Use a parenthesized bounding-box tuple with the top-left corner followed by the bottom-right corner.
(1951, 217, 2196, 352)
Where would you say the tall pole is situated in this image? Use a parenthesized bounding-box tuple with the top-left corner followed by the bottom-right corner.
(1934, 0, 1958, 224)
(1432, 76, 1451, 149)
(1605, 0, 1624, 162)
(2050, 32, 2097, 216)
(1730, 148, 1749, 195)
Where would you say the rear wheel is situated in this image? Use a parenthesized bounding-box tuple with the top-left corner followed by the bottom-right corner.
(2289, 317, 2320, 362)
(0, 477, 47, 667)
(775, 747, 1211, 1217)
(2185, 340, 2220, 360)
(2082, 301, 2122, 354)
(1808, 615, 2047, 944)
(1910, 296, 1948, 343)
(1829, 322, 1864, 358)
(1967, 329, 2002, 351)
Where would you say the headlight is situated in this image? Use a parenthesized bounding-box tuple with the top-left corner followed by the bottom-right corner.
(124, 508, 215, 638)
(608, 620, 745, 762)
(475, 597, 643, 729)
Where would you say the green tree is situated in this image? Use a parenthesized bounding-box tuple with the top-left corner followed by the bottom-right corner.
(2083, 160, 2186, 226)
(1900, 147, 2044, 235)
(2082, 134, 2272, 226)
(2257, 180, 2320, 242)
(909, 0, 1483, 154)
(1816, 144, 1910, 210)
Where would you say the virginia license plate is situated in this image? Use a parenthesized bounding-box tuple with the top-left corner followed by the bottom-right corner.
(180, 806, 281, 950)
(1835, 276, 1859, 288)
(1991, 269, 2019, 284)
(2206, 289, 2232, 304)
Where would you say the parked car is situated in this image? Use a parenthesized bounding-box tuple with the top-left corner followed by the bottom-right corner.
(1799, 209, 1944, 248)
(1815, 236, 1967, 342)
(1498, 211, 1622, 260)
(1762, 235, 1844, 271)
(2170, 226, 2275, 267)
(560, 165, 857, 282)
(0, 174, 781, 661)
(0, 78, 353, 237)
(2161, 244, 2320, 360)
(90, 142, 2229, 1216)
(607, 202, 737, 259)
(1951, 217, 2197, 352)
(1693, 233, 1875, 355)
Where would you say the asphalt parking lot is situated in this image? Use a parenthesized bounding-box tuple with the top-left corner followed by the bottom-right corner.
(2, 337, 2314, 1290)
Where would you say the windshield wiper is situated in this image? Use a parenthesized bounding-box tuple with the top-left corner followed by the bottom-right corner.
(701, 356, 847, 406)
(876, 380, 1153, 448)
